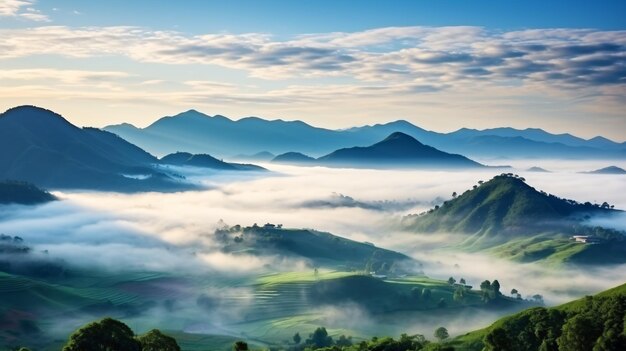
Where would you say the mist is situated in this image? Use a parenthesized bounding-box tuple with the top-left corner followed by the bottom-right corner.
(0, 160, 624, 341)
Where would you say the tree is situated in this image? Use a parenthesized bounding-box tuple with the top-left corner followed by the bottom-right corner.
(434, 327, 449, 341)
(447, 277, 456, 285)
(557, 314, 598, 351)
(62, 318, 141, 351)
(484, 327, 512, 351)
(233, 341, 248, 351)
(422, 288, 432, 301)
(293, 332, 301, 344)
(336, 335, 353, 347)
(480, 280, 493, 302)
(137, 329, 181, 351)
(306, 327, 334, 348)
(411, 287, 421, 301)
(459, 278, 466, 285)
(492, 280, 501, 296)
(452, 192, 457, 198)
(511, 288, 518, 295)
(453, 286, 466, 303)
(437, 298, 447, 308)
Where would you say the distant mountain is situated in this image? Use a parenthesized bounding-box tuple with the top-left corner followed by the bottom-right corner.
(231, 151, 275, 162)
(317, 132, 484, 168)
(105, 109, 346, 157)
(585, 166, 626, 174)
(449, 127, 626, 150)
(104, 110, 626, 159)
(526, 166, 550, 172)
(0, 106, 188, 191)
(0, 106, 194, 192)
(271, 152, 317, 165)
(160, 152, 265, 171)
(0, 181, 56, 205)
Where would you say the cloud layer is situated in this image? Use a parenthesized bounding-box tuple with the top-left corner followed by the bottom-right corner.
(1, 25, 625, 87)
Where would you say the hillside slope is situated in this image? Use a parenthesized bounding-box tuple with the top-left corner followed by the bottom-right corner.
(0, 106, 187, 192)
(404, 174, 626, 264)
(452, 283, 626, 351)
(405, 174, 617, 238)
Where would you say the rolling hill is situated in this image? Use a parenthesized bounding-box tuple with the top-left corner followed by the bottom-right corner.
(218, 224, 413, 271)
(403, 174, 626, 264)
(316, 132, 484, 168)
(104, 110, 626, 159)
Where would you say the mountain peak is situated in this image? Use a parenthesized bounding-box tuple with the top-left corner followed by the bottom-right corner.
(380, 131, 423, 144)
(1, 105, 78, 131)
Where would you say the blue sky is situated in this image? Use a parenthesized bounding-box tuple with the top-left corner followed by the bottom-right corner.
(1, 0, 625, 140)
(10, 0, 626, 32)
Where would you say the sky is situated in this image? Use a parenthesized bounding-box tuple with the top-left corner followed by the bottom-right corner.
(0, 0, 625, 140)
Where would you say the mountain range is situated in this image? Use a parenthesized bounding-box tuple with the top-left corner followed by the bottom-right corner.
(104, 110, 626, 159)
(271, 132, 486, 169)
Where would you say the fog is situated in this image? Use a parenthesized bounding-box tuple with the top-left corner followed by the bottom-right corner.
(0, 160, 624, 340)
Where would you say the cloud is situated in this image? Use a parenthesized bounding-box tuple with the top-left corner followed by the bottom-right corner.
(0, 68, 131, 84)
(0, 0, 49, 21)
(0, 25, 624, 87)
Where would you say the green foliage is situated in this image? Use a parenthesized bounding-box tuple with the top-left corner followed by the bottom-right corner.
(137, 329, 181, 351)
(294, 332, 302, 344)
(62, 317, 141, 351)
(233, 341, 249, 350)
(437, 298, 447, 308)
(306, 327, 334, 348)
(422, 287, 432, 301)
(484, 327, 512, 350)
(455, 284, 626, 351)
(434, 327, 449, 341)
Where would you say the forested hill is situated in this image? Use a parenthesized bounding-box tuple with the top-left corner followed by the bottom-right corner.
(452, 283, 626, 350)
(404, 173, 619, 238)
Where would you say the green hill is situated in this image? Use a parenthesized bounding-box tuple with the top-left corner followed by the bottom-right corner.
(406, 174, 616, 238)
(0, 181, 56, 205)
(452, 282, 626, 351)
(403, 174, 625, 264)
(219, 225, 413, 272)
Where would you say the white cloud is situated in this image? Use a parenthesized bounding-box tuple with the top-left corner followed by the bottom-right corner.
(0, 0, 49, 21)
